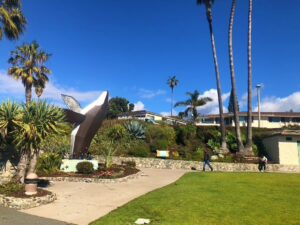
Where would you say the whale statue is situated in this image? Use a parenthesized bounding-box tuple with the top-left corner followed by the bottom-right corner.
(61, 91, 109, 158)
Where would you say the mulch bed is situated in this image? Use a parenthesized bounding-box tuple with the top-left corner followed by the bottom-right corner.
(7, 188, 52, 198)
(39, 164, 139, 179)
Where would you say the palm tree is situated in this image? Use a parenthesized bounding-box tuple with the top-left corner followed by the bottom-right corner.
(228, 0, 244, 152)
(197, 0, 227, 151)
(167, 76, 179, 117)
(175, 90, 212, 122)
(0, 0, 26, 41)
(8, 41, 51, 105)
(245, 0, 254, 154)
(13, 101, 68, 177)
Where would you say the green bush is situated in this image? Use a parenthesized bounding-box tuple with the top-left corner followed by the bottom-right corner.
(174, 125, 197, 146)
(0, 182, 24, 196)
(40, 132, 71, 158)
(145, 124, 176, 151)
(36, 152, 62, 175)
(197, 126, 220, 143)
(128, 141, 150, 157)
(76, 161, 94, 174)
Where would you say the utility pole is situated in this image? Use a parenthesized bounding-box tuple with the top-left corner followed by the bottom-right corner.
(256, 84, 262, 128)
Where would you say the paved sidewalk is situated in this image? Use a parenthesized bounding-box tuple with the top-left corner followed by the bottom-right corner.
(0, 206, 67, 225)
(21, 168, 186, 225)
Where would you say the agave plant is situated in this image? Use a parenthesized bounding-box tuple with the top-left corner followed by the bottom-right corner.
(124, 121, 146, 140)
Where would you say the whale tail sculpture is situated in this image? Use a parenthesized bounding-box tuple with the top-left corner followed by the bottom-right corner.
(61, 91, 109, 158)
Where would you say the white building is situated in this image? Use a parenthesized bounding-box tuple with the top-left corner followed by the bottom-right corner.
(118, 110, 186, 125)
(263, 130, 300, 165)
(198, 112, 300, 128)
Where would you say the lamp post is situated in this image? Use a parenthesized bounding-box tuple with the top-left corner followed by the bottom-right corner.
(256, 84, 262, 128)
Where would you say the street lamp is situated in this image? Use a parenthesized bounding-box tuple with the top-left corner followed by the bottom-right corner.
(256, 84, 262, 128)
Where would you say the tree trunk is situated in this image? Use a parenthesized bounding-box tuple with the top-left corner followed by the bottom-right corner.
(206, 8, 228, 153)
(171, 88, 174, 117)
(29, 151, 38, 173)
(228, 0, 244, 152)
(17, 150, 29, 183)
(25, 84, 32, 105)
(246, 0, 254, 155)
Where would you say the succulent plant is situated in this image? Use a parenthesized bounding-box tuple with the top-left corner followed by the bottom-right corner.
(124, 121, 146, 139)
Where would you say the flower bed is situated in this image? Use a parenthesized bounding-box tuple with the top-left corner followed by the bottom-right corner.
(39, 164, 141, 183)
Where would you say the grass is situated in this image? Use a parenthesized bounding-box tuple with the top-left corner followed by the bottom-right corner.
(91, 172, 300, 225)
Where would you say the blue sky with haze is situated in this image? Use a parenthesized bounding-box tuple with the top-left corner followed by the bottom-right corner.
(0, 0, 299, 115)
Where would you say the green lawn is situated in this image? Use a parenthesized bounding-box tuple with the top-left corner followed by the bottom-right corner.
(91, 172, 300, 225)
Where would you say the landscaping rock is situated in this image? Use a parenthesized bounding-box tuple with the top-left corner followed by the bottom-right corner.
(135, 218, 151, 224)
(0, 192, 56, 210)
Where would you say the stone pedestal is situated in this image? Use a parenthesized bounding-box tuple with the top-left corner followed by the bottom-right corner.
(25, 173, 38, 195)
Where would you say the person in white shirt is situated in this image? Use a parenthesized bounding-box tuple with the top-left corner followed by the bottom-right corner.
(259, 155, 268, 172)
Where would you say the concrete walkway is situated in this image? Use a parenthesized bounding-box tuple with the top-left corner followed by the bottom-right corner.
(21, 168, 187, 225)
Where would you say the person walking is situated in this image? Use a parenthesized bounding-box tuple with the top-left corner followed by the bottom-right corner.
(258, 155, 268, 172)
(203, 149, 213, 172)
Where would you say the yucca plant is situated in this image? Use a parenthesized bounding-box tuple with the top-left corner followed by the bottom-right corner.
(13, 101, 68, 180)
(0, 101, 20, 145)
(124, 121, 146, 139)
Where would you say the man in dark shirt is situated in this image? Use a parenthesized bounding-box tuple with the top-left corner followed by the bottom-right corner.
(203, 149, 213, 172)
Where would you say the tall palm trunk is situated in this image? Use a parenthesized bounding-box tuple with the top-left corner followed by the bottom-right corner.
(25, 84, 32, 105)
(228, 0, 244, 152)
(17, 149, 29, 183)
(246, 0, 253, 154)
(206, 7, 227, 152)
(171, 88, 174, 117)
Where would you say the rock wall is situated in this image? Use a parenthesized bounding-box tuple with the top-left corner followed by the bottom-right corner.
(0, 192, 56, 210)
(40, 171, 141, 183)
(94, 156, 300, 173)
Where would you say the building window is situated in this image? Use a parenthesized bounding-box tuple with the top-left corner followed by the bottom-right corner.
(268, 117, 281, 123)
(202, 118, 215, 124)
(292, 118, 300, 123)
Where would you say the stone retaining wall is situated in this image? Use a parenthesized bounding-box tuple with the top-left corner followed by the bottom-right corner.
(94, 156, 300, 173)
(0, 192, 56, 210)
(40, 171, 142, 183)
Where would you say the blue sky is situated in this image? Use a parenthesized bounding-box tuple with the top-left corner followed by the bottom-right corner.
(0, 0, 300, 115)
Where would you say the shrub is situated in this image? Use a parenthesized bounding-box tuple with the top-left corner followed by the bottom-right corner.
(76, 161, 94, 174)
(90, 123, 132, 168)
(36, 152, 62, 175)
(145, 124, 176, 151)
(197, 126, 220, 143)
(128, 141, 150, 157)
(174, 125, 197, 146)
(40, 134, 71, 158)
(0, 182, 23, 196)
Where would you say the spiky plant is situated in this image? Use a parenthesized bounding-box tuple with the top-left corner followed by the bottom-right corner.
(124, 121, 146, 139)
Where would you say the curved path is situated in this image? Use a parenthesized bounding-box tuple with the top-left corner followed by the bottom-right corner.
(21, 168, 187, 225)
